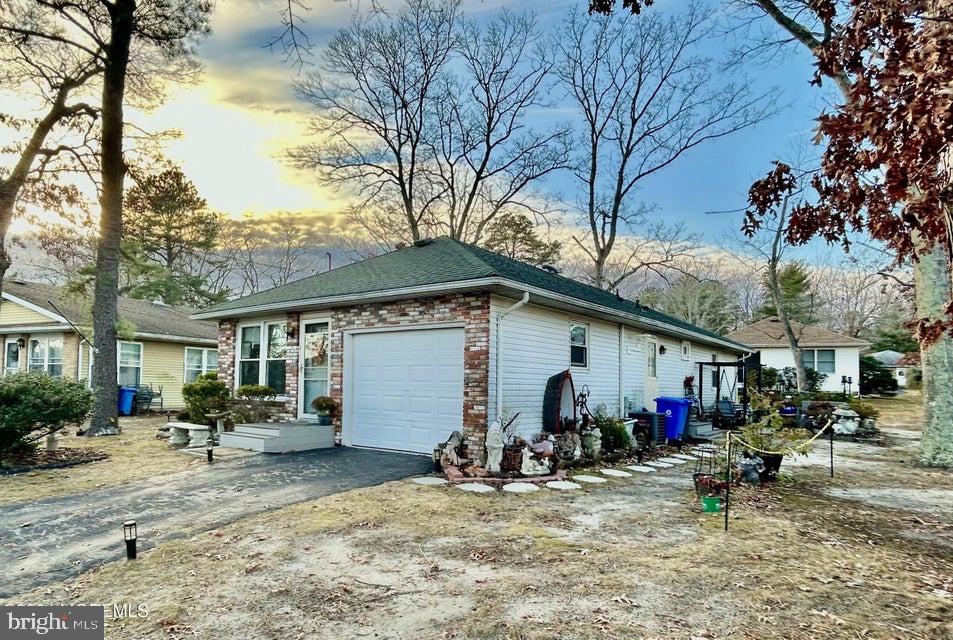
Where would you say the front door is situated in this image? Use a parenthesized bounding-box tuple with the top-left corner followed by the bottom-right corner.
(645, 338, 659, 405)
(299, 320, 330, 418)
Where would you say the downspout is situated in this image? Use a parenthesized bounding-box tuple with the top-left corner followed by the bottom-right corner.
(495, 292, 530, 421)
(618, 325, 625, 417)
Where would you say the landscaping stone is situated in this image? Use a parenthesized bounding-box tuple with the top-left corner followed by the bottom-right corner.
(502, 482, 539, 493)
(644, 461, 674, 468)
(671, 454, 698, 461)
(625, 465, 657, 473)
(456, 483, 496, 493)
(600, 469, 632, 477)
(657, 457, 688, 465)
(412, 477, 448, 486)
(546, 480, 582, 490)
(572, 474, 608, 484)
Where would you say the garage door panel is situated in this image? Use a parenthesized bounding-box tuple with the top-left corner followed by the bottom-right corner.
(350, 328, 464, 453)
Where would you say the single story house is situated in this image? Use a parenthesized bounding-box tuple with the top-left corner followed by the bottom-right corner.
(726, 317, 868, 393)
(0, 280, 219, 408)
(870, 349, 920, 388)
(193, 237, 749, 454)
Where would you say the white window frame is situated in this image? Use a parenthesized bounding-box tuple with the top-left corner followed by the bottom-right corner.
(236, 319, 288, 395)
(680, 340, 691, 361)
(117, 340, 144, 387)
(27, 335, 64, 377)
(4, 338, 21, 375)
(801, 348, 836, 375)
(184, 346, 219, 383)
(298, 317, 332, 418)
(569, 321, 589, 369)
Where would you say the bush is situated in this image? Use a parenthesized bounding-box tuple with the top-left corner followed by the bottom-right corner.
(595, 415, 631, 453)
(235, 384, 277, 399)
(182, 373, 230, 426)
(311, 395, 338, 416)
(0, 373, 93, 460)
(859, 356, 898, 395)
(848, 399, 879, 421)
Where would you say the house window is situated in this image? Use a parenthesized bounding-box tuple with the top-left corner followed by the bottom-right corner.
(570, 323, 589, 368)
(681, 340, 691, 361)
(801, 349, 836, 374)
(118, 342, 143, 386)
(185, 347, 219, 383)
(28, 336, 63, 377)
(238, 321, 287, 394)
(4, 339, 21, 375)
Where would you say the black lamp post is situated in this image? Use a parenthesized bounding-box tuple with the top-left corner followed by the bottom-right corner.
(123, 520, 137, 560)
(206, 436, 214, 463)
(847, 376, 853, 396)
(841, 375, 849, 397)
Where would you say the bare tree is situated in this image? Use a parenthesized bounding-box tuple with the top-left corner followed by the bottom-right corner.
(555, 4, 772, 290)
(292, 1, 567, 247)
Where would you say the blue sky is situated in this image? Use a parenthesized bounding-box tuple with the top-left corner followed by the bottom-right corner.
(130, 0, 843, 250)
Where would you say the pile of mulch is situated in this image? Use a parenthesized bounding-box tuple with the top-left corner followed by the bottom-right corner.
(0, 447, 109, 475)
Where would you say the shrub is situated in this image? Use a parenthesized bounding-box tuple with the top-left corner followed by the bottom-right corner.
(848, 399, 879, 421)
(859, 356, 898, 395)
(311, 395, 339, 416)
(182, 373, 230, 426)
(0, 373, 93, 460)
(595, 415, 631, 453)
(235, 384, 278, 399)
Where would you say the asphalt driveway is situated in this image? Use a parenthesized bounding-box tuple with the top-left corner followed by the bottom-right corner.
(0, 447, 432, 598)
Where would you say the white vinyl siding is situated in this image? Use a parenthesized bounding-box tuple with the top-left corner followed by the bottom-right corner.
(758, 346, 859, 393)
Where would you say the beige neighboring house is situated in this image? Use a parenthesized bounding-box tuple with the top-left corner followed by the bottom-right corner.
(0, 280, 219, 408)
(727, 317, 869, 393)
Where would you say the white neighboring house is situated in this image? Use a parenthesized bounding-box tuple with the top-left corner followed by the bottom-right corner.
(726, 317, 868, 393)
(870, 350, 919, 388)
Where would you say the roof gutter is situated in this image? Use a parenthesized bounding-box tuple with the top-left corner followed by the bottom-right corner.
(495, 292, 530, 422)
(193, 277, 749, 354)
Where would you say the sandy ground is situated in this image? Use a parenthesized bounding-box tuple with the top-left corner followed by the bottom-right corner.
(4, 393, 953, 640)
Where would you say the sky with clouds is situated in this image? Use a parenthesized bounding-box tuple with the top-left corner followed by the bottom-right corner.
(7, 0, 843, 248)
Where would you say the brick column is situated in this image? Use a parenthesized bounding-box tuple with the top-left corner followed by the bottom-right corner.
(462, 296, 490, 452)
(218, 319, 236, 389)
(280, 312, 301, 420)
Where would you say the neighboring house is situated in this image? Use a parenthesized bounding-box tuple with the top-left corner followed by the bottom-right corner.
(193, 237, 749, 455)
(870, 349, 920, 388)
(0, 280, 219, 408)
(726, 317, 868, 393)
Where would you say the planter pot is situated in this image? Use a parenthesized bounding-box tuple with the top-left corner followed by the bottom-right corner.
(316, 414, 332, 426)
(760, 453, 784, 481)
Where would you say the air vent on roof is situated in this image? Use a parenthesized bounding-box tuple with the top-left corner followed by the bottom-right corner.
(540, 264, 559, 275)
(413, 238, 433, 247)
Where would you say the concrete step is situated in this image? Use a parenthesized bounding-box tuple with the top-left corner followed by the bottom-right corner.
(221, 423, 336, 453)
(220, 432, 271, 452)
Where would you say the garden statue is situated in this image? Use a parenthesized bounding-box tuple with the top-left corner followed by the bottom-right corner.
(439, 431, 464, 468)
(738, 451, 764, 485)
(833, 408, 860, 435)
(555, 432, 582, 460)
(485, 425, 504, 474)
(520, 446, 551, 476)
(581, 426, 602, 459)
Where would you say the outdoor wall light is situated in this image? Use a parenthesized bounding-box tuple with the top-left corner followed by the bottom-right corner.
(285, 325, 297, 340)
(16, 338, 26, 349)
(658, 345, 667, 355)
(123, 520, 138, 560)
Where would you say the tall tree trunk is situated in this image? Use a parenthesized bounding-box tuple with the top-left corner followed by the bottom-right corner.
(87, 0, 135, 436)
(916, 239, 953, 467)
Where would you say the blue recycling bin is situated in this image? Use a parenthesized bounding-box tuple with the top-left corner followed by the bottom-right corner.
(655, 396, 692, 440)
(117, 386, 136, 416)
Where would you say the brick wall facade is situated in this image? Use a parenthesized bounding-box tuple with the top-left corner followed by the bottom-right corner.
(215, 293, 492, 447)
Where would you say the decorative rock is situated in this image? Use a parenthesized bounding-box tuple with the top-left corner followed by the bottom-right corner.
(644, 461, 673, 468)
(625, 465, 657, 473)
(671, 454, 698, 461)
(456, 483, 496, 493)
(572, 474, 608, 484)
(600, 468, 632, 477)
(546, 480, 582, 490)
(502, 482, 540, 493)
(412, 477, 448, 486)
(657, 457, 688, 465)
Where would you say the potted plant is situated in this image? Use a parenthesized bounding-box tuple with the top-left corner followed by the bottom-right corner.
(738, 393, 813, 481)
(311, 396, 338, 426)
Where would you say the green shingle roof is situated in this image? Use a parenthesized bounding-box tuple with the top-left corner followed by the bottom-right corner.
(200, 237, 747, 351)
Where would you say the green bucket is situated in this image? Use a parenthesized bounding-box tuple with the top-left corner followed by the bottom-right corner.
(701, 495, 721, 513)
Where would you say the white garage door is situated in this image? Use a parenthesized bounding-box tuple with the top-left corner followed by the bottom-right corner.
(350, 327, 464, 453)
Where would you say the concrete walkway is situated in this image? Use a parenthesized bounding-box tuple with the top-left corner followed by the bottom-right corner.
(0, 447, 432, 597)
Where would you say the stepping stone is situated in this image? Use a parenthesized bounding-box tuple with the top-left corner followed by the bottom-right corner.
(600, 468, 632, 478)
(671, 454, 698, 461)
(503, 482, 540, 493)
(456, 483, 496, 493)
(546, 480, 582, 490)
(657, 457, 688, 465)
(644, 461, 673, 469)
(413, 477, 448, 486)
(625, 465, 657, 473)
(572, 474, 608, 484)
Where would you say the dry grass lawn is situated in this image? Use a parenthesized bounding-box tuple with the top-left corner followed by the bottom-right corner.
(0, 415, 202, 506)
(6, 393, 953, 640)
